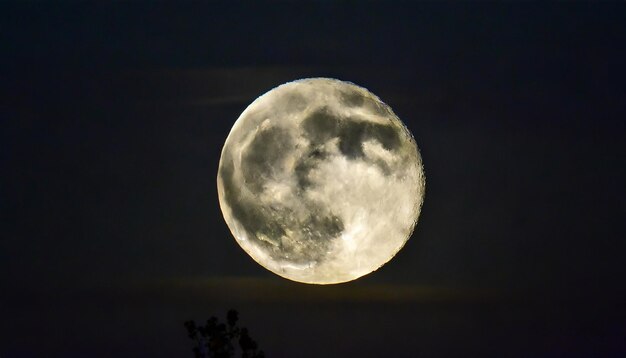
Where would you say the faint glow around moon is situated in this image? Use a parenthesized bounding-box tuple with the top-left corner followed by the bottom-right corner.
(217, 78, 425, 284)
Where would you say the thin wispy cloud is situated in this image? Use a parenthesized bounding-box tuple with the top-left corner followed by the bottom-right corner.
(132, 276, 498, 304)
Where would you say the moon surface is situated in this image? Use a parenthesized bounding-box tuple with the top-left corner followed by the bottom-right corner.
(217, 78, 425, 284)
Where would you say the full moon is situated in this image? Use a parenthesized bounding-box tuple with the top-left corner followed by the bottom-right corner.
(217, 78, 425, 284)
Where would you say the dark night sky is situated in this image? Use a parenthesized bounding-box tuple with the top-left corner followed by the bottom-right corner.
(1, 2, 625, 357)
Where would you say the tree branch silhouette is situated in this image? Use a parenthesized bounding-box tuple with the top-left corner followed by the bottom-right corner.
(185, 310, 265, 358)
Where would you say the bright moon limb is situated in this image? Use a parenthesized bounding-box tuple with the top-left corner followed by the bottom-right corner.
(217, 78, 425, 284)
